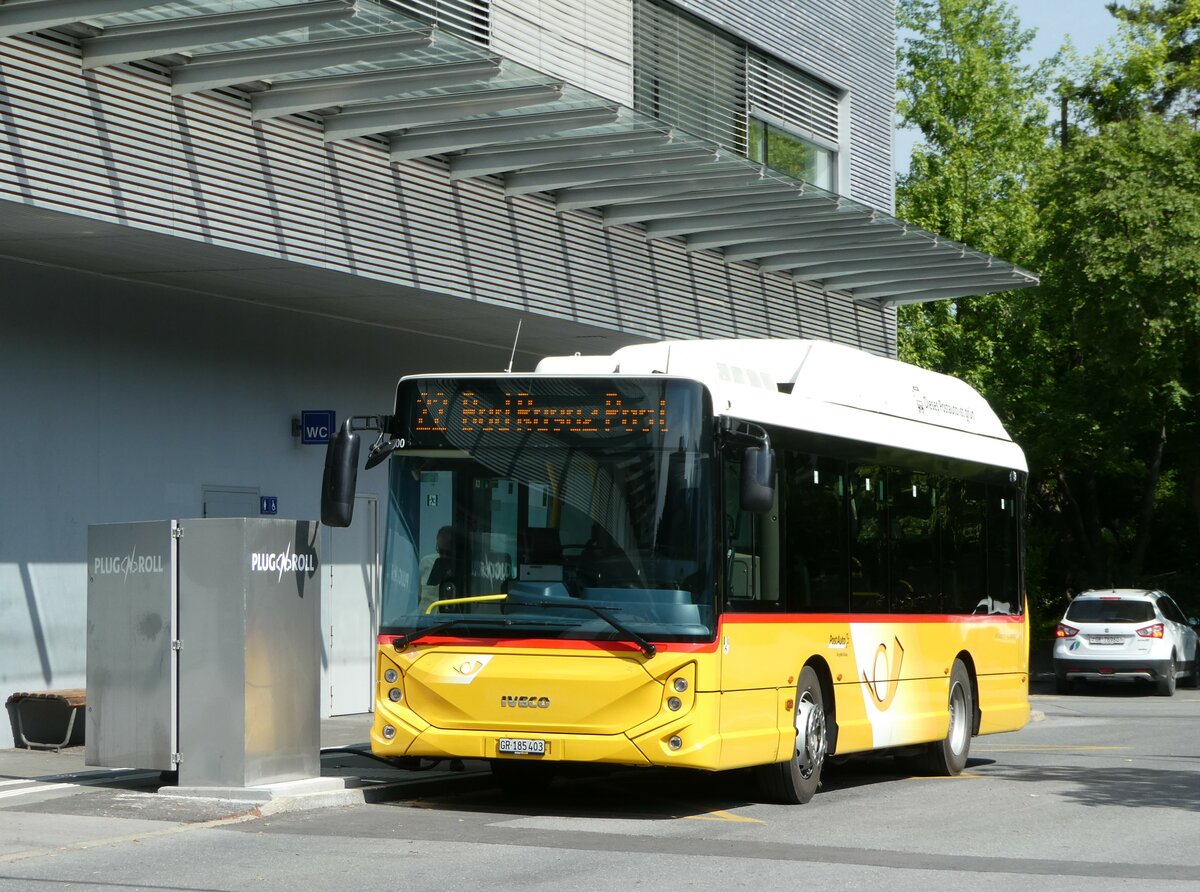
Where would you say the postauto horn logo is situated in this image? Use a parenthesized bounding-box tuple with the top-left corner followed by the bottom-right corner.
(250, 542, 316, 581)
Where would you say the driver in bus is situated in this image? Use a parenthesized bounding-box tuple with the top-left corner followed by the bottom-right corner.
(418, 525, 457, 614)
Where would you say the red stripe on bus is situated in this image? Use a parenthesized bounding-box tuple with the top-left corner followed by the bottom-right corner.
(720, 613, 1025, 624)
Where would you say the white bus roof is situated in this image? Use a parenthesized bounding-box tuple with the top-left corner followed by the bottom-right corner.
(535, 339, 1027, 473)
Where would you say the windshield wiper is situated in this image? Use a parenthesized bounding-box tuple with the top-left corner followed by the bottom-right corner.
(503, 595, 657, 657)
(391, 615, 580, 651)
(392, 618, 511, 651)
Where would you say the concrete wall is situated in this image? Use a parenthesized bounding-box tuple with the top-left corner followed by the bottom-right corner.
(0, 258, 525, 748)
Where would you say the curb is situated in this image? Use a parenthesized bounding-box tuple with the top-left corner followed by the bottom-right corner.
(151, 766, 494, 816)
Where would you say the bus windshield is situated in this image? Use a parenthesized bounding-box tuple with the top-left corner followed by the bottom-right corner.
(380, 377, 717, 643)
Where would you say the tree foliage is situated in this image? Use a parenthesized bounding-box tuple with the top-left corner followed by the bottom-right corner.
(1074, 0, 1200, 123)
(897, 0, 1053, 259)
(1029, 115, 1200, 589)
(896, 0, 1200, 613)
(895, 0, 1052, 407)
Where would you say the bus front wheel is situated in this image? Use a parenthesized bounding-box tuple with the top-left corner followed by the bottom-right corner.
(756, 665, 828, 804)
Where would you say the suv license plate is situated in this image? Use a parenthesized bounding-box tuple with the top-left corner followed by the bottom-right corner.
(1090, 635, 1124, 645)
(498, 738, 546, 756)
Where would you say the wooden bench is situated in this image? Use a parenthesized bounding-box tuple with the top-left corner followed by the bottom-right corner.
(5, 689, 86, 751)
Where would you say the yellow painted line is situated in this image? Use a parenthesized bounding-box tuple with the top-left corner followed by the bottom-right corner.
(684, 809, 766, 824)
(907, 773, 983, 780)
(974, 745, 1128, 752)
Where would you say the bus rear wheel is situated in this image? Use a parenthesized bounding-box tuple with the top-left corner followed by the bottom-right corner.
(756, 665, 828, 804)
(919, 658, 973, 776)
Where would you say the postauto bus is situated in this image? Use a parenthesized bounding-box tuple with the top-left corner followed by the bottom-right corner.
(321, 339, 1029, 803)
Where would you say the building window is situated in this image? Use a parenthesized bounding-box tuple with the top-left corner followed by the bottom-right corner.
(747, 118, 836, 191)
(633, 0, 747, 152)
(389, 0, 846, 191)
(746, 50, 841, 191)
(633, 2, 843, 190)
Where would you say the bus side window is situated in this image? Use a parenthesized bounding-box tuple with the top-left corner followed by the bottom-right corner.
(889, 469, 940, 613)
(850, 466, 887, 612)
(941, 479, 986, 613)
(783, 455, 847, 613)
(986, 485, 1020, 613)
(723, 451, 780, 610)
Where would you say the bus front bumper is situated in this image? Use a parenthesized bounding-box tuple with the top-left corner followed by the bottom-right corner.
(371, 693, 727, 771)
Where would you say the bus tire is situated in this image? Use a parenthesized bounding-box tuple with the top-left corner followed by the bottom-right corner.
(756, 665, 828, 804)
(920, 658, 973, 776)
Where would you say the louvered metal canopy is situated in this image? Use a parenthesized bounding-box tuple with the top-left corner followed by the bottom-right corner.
(0, 0, 1039, 306)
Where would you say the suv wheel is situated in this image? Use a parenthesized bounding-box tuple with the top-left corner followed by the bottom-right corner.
(1155, 655, 1177, 697)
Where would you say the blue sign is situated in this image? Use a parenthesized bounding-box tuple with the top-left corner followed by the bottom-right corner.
(300, 410, 335, 445)
(260, 496, 278, 516)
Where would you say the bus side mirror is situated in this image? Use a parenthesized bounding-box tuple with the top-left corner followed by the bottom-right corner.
(321, 421, 360, 528)
(741, 444, 775, 514)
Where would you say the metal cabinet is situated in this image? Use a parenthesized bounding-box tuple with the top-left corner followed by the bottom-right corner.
(86, 518, 321, 788)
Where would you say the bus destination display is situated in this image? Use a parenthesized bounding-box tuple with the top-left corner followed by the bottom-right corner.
(414, 387, 669, 435)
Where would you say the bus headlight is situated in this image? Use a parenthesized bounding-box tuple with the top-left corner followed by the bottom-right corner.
(668, 736, 683, 751)
(382, 725, 396, 740)
(673, 678, 688, 692)
(388, 688, 403, 702)
(668, 697, 682, 711)
(383, 668, 399, 683)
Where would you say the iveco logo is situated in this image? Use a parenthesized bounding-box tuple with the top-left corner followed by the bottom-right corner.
(500, 696, 550, 709)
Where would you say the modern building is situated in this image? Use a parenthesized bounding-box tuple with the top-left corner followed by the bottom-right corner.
(0, 0, 1036, 747)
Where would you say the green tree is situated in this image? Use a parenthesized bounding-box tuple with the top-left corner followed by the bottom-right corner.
(1074, 0, 1200, 123)
(895, 0, 1054, 388)
(897, 0, 1200, 611)
(1032, 107, 1200, 590)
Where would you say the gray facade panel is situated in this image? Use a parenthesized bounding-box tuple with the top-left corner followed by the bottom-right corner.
(669, 0, 896, 212)
(0, 34, 893, 356)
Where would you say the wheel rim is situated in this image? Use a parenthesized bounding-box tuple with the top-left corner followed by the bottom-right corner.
(794, 690, 827, 779)
(947, 681, 969, 755)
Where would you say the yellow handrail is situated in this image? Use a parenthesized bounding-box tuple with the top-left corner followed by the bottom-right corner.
(424, 593, 507, 614)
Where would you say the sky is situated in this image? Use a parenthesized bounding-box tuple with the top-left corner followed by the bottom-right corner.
(893, 0, 1123, 172)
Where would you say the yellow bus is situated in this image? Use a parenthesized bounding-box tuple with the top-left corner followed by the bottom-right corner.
(322, 339, 1029, 803)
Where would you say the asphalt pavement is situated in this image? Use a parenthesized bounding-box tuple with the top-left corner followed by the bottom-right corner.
(0, 712, 492, 851)
(0, 676, 1051, 859)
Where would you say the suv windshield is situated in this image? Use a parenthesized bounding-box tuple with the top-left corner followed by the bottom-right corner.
(380, 377, 716, 643)
(1065, 598, 1155, 623)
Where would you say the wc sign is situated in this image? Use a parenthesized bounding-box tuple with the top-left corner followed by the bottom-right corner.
(300, 410, 335, 445)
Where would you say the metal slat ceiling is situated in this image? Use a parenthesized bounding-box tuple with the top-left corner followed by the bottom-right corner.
(0, 0, 1039, 305)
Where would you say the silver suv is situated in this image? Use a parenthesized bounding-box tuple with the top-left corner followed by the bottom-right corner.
(1053, 589, 1199, 696)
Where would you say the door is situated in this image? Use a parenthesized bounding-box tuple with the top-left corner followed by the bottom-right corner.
(326, 494, 378, 715)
